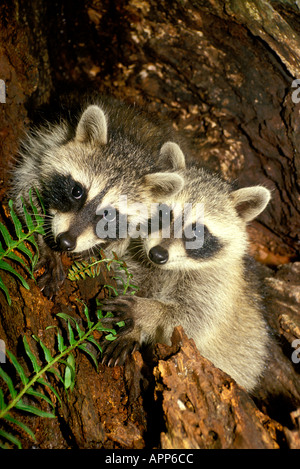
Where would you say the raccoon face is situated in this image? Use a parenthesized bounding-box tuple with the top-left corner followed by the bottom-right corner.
(145, 214, 226, 271)
(143, 173, 271, 271)
(42, 105, 185, 254)
(147, 224, 223, 267)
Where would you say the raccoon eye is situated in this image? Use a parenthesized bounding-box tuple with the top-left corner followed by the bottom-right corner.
(72, 184, 84, 199)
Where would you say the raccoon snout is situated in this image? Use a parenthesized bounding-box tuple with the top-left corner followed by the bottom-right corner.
(56, 232, 76, 252)
(149, 246, 169, 265)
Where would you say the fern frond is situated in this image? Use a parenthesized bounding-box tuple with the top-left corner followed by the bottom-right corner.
(0, 302, 119, 448)
(0, 244, 137, 448)
(0, 189, 45, 305)
(67, 251, 139, 297)
(67, 257, 103, 281)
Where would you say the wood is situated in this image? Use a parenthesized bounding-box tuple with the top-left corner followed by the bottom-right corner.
(0, 0, 299, 449)
(154, 327, 281, 449)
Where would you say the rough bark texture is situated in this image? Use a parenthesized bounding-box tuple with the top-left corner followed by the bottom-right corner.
(154, 327, 282, 450)
(0, 0, 299, 449)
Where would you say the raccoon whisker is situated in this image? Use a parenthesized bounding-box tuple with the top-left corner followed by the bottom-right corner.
(42, 231, 53, 239)
(19, 210, 53, 221)
(91, 245, 99, 257)
(87, 247, 95, 260)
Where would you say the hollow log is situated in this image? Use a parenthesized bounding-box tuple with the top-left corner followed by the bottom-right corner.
(0, 0, 299, 449)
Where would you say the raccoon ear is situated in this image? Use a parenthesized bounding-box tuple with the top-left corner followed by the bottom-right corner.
(75, 105, 107, 145)
(231, 186, 271, 222)
(142, 172, 184, 200)
(157, 142, 186, 170)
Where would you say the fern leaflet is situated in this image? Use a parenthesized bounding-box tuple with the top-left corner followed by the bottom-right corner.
(0, 303, 118, 448)
(0, 189, 45, 305)
(68, 250, 139, 296)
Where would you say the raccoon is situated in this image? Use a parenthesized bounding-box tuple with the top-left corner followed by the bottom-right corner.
(11, 97, 185, 297)
(100, 151, 271, 393)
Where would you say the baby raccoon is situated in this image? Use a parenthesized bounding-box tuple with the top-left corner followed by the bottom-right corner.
(11, 97, 184, 297)
(101, 155, 271, 393)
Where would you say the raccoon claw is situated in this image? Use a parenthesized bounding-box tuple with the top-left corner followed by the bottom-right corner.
(100, 296, 137, 314)
(38, 276, 65, 299)
(101, 337, 140, 367)
(100, 298, 139, 366)
(101, 314, 134, 329)
(36, 253, 66, 298)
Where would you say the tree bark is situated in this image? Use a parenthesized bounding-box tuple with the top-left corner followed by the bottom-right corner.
(0, 0, 299, 449)
(154, 327, 282, 450)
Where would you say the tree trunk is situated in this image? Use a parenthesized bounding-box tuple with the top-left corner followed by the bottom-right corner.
(0, 0, 299, 449)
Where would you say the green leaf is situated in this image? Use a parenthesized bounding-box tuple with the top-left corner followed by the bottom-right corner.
(23, 336, 41, 373)
(8, 200, 23, 240)
(96, 308, 104, 320)
(70, 317, 85, 339)
(31, 257, 39, 272)
(42, 367, 63, 384)
(0, 275, 11, 305)
(6, 250, 29, 269)
(6, 350, 28, 386)
(93, 322, 116, 334)
(113, 275, 125, 286)
(116, 321, 125, 328)
(56, 312, 76, 324)
(30, 187, 46, 220)
(15, 400, 56, 419)
(0, 428, 22, 449)
(20, 201, 34, 232)
(0, 259, 30, 290)
(67, 320, 76, 346)
(86, 336, 103, 355)
(57, 332, 66, 353)
(4, 413, 36, 441)
(83, 303, 93, 329)
(26, 388, 55, 409)
(0, 388, 5, 410)
(32, 335, 53, 364)
(104, 333, 117, 342)
(0, 366, 17, 399)
(103, 284, 118, 296)
(78, 344, 98, 370)
(36, 377, 62, 406)
(64, 354, 75, 391)
(15, 243, 34, 263)
(0, 223, 13, 249)
(26, 234, 39, 251)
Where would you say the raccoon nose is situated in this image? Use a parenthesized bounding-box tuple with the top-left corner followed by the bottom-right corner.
(56, 233, 76, 251)
(149, 245, 169, 265)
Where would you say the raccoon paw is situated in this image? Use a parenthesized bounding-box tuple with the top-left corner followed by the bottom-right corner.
(100, 296, 138, 318)
(100, 296, 140, 366)
(36, 252, 66, 299)
(100, 335, 140, 367)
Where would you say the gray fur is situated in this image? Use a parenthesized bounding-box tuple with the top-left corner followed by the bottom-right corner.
(10, 97, 184, 295)
(101, 163, 271, 393)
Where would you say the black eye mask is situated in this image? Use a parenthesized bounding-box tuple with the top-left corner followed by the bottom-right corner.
(183, 224, 223, 259)
(42, 173, 87, 212)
